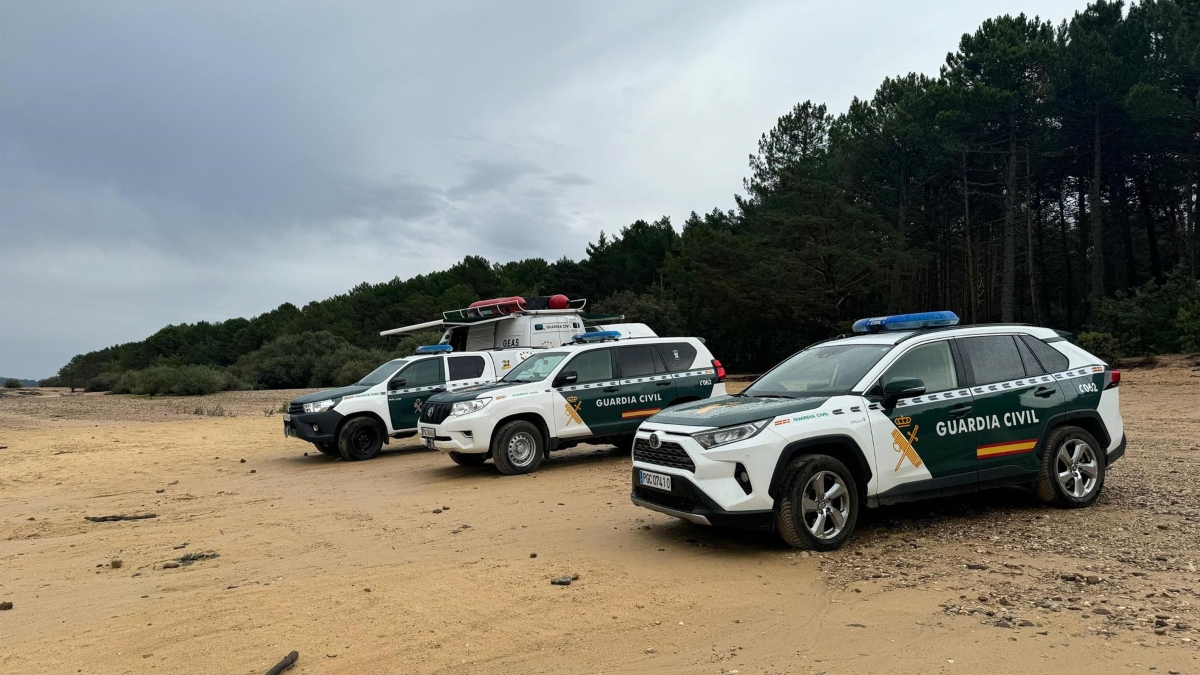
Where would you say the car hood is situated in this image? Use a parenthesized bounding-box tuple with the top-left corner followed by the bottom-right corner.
(427, 380, 525, 404)
(647, 394, 829, 428)
(290, 385, 372, 405)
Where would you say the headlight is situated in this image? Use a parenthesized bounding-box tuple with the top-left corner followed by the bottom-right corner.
(451, 397, 491, 416)
(302, 398, 340, 414)
(692, 418, 771, 449)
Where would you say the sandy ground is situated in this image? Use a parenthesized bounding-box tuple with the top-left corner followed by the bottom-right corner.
(1, 360, 1198, 675)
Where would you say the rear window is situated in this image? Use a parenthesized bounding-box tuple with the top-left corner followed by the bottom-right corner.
(655, 342, 698, 373)
(447, 355, 486, 380)
(958, 336, 1025, 384)
(1023, 335, 1070, 372)
(616, 345, 662, 378)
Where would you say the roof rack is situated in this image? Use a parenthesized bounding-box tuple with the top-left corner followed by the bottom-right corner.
(893, 322, 1036, 344)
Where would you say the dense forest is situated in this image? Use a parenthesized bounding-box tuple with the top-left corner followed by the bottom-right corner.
(48, 0, 1200, 394)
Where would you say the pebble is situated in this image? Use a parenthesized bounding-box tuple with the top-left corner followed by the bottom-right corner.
(239, 459, 245, 463)
(0, 601, 12, 610)
(644, 648, 658, 654)
(966, 563, 988, 570)
(551, 576, 572, 586)
(249, 469, 256, 473)
(111, 559, 123, 569)
(530, 553, 537, 558)
(162, 562, 180, 569)
(432, 509, 442, 514)
(155, 489, 165, 494)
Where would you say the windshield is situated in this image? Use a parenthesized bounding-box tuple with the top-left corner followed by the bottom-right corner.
(743, 344, 891, 397)
(357, 359, 408, 386)
(502, 352, 567, 383)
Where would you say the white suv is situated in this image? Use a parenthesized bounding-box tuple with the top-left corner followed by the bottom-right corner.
(630, 312, 1125, 550)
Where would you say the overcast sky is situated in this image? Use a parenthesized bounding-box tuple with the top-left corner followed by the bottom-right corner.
(0, 0, 1089, 378)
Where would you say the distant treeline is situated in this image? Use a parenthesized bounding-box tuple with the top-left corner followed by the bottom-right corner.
(47, 0, 1200, 394)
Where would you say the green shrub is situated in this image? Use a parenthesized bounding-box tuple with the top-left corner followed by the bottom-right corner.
(84, 372, 123, 392)
(110, 364, 242, 397)
(1090, 271, 1200, 356)
(38, 376, 63, 388)
(1076, 332, 1119, 363)
(3, 378, 21, 389)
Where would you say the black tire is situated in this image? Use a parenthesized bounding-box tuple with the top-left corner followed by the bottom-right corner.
(491, 420, 545, 475)
(775, 454, 859, 551)
(314, 441, 340, 457)
(614, 434, 636, 453)
(338, 416, 385, 461)
(1036, 425, 1106, 508)
(448, 451, 487, 467)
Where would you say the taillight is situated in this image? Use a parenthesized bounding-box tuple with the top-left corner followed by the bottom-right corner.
(1105, 370, 1120, 389)
(712, 359, 726, 382)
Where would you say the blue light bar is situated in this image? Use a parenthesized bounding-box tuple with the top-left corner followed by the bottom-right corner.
(572, 330, 621, 342)
(851, 311, 960, 334)
(415, 344, 453, 354)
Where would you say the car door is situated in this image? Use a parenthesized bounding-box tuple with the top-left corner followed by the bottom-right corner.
(614, 344, 674, 430)
(957, 334, 1064, 483)
(386, 357, 446, 431)
(551, 348, 619, 438)
(868, 339, 977, 496)
(446, 354, 488, 391)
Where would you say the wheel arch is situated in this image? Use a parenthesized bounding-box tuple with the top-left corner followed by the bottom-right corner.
(335, 411, 390, 443)
(1036, 411, 1111, 458)
(491, 412, 550, 449)
(768, 435, 874, 501)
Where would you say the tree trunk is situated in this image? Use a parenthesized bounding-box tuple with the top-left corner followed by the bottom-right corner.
(1001, 121, 1018, 322)
(1136, 174, 1162, 282)
(1024, 148, 1040, 324)
(963, 150, 979, 323)
(1110, 169, 1137, 290)
(1057, 191, 1074, 331)
(1089, 117, 1105, 307)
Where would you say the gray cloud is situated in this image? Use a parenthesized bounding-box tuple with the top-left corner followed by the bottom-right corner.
(0, 0, 1088, 377)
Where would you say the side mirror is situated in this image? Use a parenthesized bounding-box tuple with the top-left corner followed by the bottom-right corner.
(882, 377, 926, 409)
(389, 377, 407, 390)
(553, 371, 578, 388)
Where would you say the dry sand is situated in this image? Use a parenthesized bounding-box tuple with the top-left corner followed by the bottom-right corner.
(1, 359, 1198, 674)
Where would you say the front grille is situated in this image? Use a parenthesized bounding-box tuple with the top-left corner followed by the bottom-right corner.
(633, 439, 696, 472)
(633, 486, 697, 512)
(288, 402, 304, 415)
(420, 402, 453, 425)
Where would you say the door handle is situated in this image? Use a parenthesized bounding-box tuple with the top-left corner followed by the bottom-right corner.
(1034, 386, 1055, 398)
(656, 381, 671, 387)
(948, 403, 973, 418)
(603, 386, 619, 392)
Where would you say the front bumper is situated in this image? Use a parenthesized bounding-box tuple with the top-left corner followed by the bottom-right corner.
(629, 423, 778, 529)
(283, 410, 343, 443)
(423, 415, 493, 455)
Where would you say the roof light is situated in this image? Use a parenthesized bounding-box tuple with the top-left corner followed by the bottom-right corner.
(572, 330, 621, 343)
(851, 311, 960, 334)
(415, 344, 453, 354)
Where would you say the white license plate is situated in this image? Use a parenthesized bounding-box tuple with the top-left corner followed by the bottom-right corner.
(639, 470, 672, 491)
(283, 413, 291, 422)
(421, 427, 435, 438)
(423, 438, 436, 449)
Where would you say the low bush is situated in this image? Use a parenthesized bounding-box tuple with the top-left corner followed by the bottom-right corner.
(3, 378, 21, 389)
(112, 364, 242, 397)
(84, 372, 124, 392)
(1076, 332, 1119, 364)
(1089, 271, 1200, 356)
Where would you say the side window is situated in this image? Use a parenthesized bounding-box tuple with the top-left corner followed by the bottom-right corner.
(655, 342, 697, 373)
(447, 355, 485, 381)
(564, 349, 613, 383)
(616, 345, 663, 378)
(959, 336, 1025, 384)
(1022, 335, 1070, 372)
(882, 341, 958, 393)
(399, 358, 444, 387)
(1014, 337, 1044, 376)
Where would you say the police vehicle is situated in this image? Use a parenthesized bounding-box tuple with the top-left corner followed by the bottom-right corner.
(284, 345, 533, 460)
(629, 312, 1125, 551)
(284, 294, 647, 461)
(418, 333, 726, 474)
